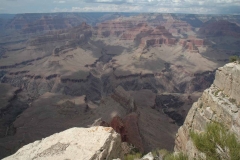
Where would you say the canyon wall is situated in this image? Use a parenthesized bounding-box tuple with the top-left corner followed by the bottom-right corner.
(175, 62, 240, 158)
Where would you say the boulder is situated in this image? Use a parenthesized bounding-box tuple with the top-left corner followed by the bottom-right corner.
(4, 126, 123, 160)
(141, 152, 154, 160)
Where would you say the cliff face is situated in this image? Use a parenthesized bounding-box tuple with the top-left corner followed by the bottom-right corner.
(175, 62, 240, 158)
(3, 126, 123, 160)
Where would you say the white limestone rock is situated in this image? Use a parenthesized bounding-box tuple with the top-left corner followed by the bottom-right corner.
(4, 126, 123, 160)
(141, 152, 154, 160)
(214, 62, 240, 104)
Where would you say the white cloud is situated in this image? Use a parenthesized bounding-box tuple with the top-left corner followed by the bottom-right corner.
(1, 0, 240, 14)
(52, 7, 69, 12)
(53, 0, 66, 3)
(71, 4, 142, 12)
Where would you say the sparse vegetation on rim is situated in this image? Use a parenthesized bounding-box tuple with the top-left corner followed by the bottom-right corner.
(190, 122, 240, 160)
(229, 55, 240, 63)
(164, 152, 188, 160)
(124, 153, 142, 160)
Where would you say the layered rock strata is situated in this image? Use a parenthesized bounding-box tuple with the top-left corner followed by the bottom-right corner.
(3, 126, 123, 160)
(179, 38, 204, 53)
(175, 62, 240, 159)
(30, 22, 92, 46)
(139, 26, 176, 48)
(95, 20, 134, 37)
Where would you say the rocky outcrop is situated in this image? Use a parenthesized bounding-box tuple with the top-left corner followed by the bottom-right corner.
(214, 63, 240, 104)
(3, 126, 123, 160)
(110, 113, 144, 152)
(179, 38, 204, 53)
(139, 26, 176, 48)
(96, 20, 134, 37)
(120, 23, 151, 40)
(175, 62, 240, 159)
(111, 86, 136, 113)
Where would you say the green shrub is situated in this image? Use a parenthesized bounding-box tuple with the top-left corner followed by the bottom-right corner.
(190, 122, 240, 160)
(158, 149, 170, 157)
(151, 148, 169, 159)
(151, 149, 160, 157)
(124, 152, 142, 160)
(164, 152, 188, 160)
(229, 56, 239, 62)
(214, 90, 221, 96)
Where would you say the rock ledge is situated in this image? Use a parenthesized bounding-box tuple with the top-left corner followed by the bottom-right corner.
(4, 126, 122, 160)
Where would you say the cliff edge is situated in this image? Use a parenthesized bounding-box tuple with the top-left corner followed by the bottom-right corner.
(3, 126, 123, 160)
(175, 62, 240, 158)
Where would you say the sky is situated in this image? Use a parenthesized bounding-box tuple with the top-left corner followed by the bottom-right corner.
(1, 0, 240, 14)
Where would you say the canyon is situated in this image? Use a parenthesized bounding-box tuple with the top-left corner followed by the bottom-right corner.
(3, 62, 240, 159)
(0, 12, 240, 159)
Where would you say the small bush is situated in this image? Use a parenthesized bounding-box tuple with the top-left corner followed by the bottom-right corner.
(229, 56, 239, 62)
(214, 90, 221, 96)
(158, 149, 170, 157)
(164, 152, 188, 160)
(190, 122, 240, 160)
(124, 153, 142, 160)
(151, 149, 160, 157)
(151, 148, 169, 159)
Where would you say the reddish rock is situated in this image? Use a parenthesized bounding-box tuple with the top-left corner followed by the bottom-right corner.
(96, 20, 134, 37)
(139, 25, 176, 48)
(191, 39, 204, 46)
(141, 37, 176, 48)
(110, 113, 144, 153)
(179, 39, 187, 46)
(165, 38, 176, 45)
(110, 116, 127, 141)
(179, 38, 204, 53)
(121, 23, 151, 40)
(123, 113, 144, 152)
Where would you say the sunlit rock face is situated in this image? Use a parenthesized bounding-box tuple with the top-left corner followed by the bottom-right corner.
(175, 63, 240, 159)
(3, 126, 123, 160)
